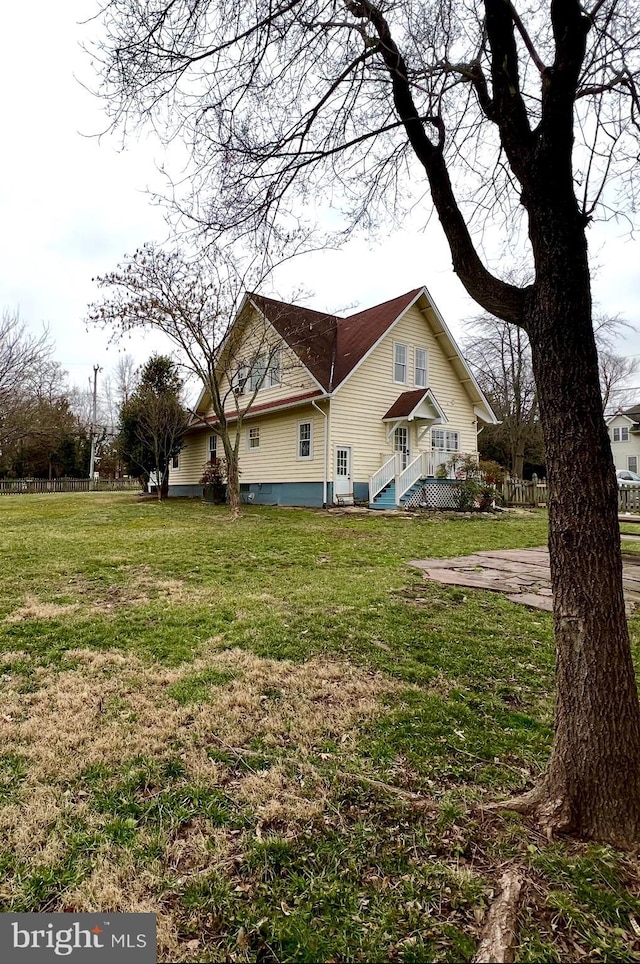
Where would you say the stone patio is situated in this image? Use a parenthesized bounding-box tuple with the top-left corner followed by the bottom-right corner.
(409, 544, 640, 613)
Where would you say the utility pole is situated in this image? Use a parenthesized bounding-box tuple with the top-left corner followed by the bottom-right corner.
(88, 365, 100, 486)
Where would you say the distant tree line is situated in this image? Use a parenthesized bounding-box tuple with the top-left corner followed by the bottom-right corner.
(0, 311, 187, 489)
(0, 311, 89, 479)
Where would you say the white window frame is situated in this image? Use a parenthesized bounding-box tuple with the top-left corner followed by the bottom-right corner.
(432, 428, 460, 452)
(415, 347, 428, 388)
(247, 425, 260, 450)
(248, 355, 267, 393)
(629, 456, 638, 473)
(267, 351, 281, 388)
(614, 426, 630, 442)
(445, 430, 460, 451)
(209, 434, 217, 460)
(393, 342, 408, 384)
(297, 420, 313, 460)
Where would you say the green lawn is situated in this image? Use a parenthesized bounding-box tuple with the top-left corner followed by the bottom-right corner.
(1, 494, 639, 962)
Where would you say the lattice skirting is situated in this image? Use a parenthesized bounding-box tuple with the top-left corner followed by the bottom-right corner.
(404, 481, 459, 509)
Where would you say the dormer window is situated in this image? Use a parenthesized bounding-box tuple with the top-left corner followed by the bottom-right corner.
(613, 427, 629, 442)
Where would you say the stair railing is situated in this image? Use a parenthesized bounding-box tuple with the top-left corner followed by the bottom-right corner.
(369, 454, 397, 501)
(397, 451, 431, 504)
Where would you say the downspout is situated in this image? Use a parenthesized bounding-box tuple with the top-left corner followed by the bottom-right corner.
(312, 326, 337, 509)
(312, 398, 329, 507)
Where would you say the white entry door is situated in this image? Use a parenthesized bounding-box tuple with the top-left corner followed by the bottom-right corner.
(394, 426, 410, 470)
(335, 445, 352, 497)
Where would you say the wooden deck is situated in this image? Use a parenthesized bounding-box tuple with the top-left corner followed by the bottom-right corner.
(409, 543, 640, 613)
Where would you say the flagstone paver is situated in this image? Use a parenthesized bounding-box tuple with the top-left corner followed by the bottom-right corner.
(409, 544, 640, 613)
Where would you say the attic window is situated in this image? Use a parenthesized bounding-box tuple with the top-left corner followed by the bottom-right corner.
(415, 348, 427, 387)
(268, 352, 281, 387)
(394, 343, 408, 384)
(613, 427, 629, 442)
(249, 356, 267, 392)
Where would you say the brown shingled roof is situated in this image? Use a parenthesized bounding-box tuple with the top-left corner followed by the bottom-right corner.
(249, 294, 339, 391)
(333, 288, 423, 387)
(382, 389, 430, 420)
(191, 389, 323, 427)
(251, 288, 423, 391)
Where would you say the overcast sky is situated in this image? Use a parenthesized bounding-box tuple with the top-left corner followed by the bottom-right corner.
(2, 2, 640, 403)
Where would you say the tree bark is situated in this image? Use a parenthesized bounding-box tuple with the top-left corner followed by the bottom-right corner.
(226, 451, 241, 520)
(526, 207, 640, 847)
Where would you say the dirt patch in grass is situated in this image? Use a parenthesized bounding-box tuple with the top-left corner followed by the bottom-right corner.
(4, 569, 199, 622)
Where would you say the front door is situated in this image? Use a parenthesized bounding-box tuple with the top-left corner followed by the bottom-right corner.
(335, 445, 352, 497)
(394, 426, 410, 470)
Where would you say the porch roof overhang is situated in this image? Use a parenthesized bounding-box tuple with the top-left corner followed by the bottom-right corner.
(382, 388, 448, 425)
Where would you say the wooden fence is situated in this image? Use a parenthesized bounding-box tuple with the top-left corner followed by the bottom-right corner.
(498, 480, 640, 514)
(0, 478, 141, 495)
(619, 488, 640, 513)
(498, 480, 549, 507)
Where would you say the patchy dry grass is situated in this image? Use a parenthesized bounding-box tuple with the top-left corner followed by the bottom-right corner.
(4, 568, 197, 623)
(1, 495, 640, 961)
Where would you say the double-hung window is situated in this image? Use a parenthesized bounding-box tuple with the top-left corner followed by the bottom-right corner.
(248, 426, 260, 450)
(209, 434, 217, 460)
(613, 426, 629, 442)
(249, 356, 267, 392)
(415, 348, 427, 388)
(298, 421, 312, 459)
(394, 343, 408, 383)
(267, 351, 281, 387)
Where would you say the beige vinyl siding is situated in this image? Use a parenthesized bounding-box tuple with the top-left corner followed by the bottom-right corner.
(237, 405, 325, 484)
(202, 307, 319, 420)
(173, 405, 326, 486)
(609, 416, 640, 472)
(329, 302, 478, 483)
(168, 432, 209, 486)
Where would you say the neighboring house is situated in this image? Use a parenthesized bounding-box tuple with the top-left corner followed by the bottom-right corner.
(607, 405, 640, 473)
(169, 286, 497, 508)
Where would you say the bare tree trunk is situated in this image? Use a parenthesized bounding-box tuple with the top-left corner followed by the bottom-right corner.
(513, 447, 525, 480)
(226, 453, 241, 520)
(525, 212, 640, 846)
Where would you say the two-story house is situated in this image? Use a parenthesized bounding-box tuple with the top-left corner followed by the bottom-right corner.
(607, 405, 640, 473)
(168, 285, 497, 507)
